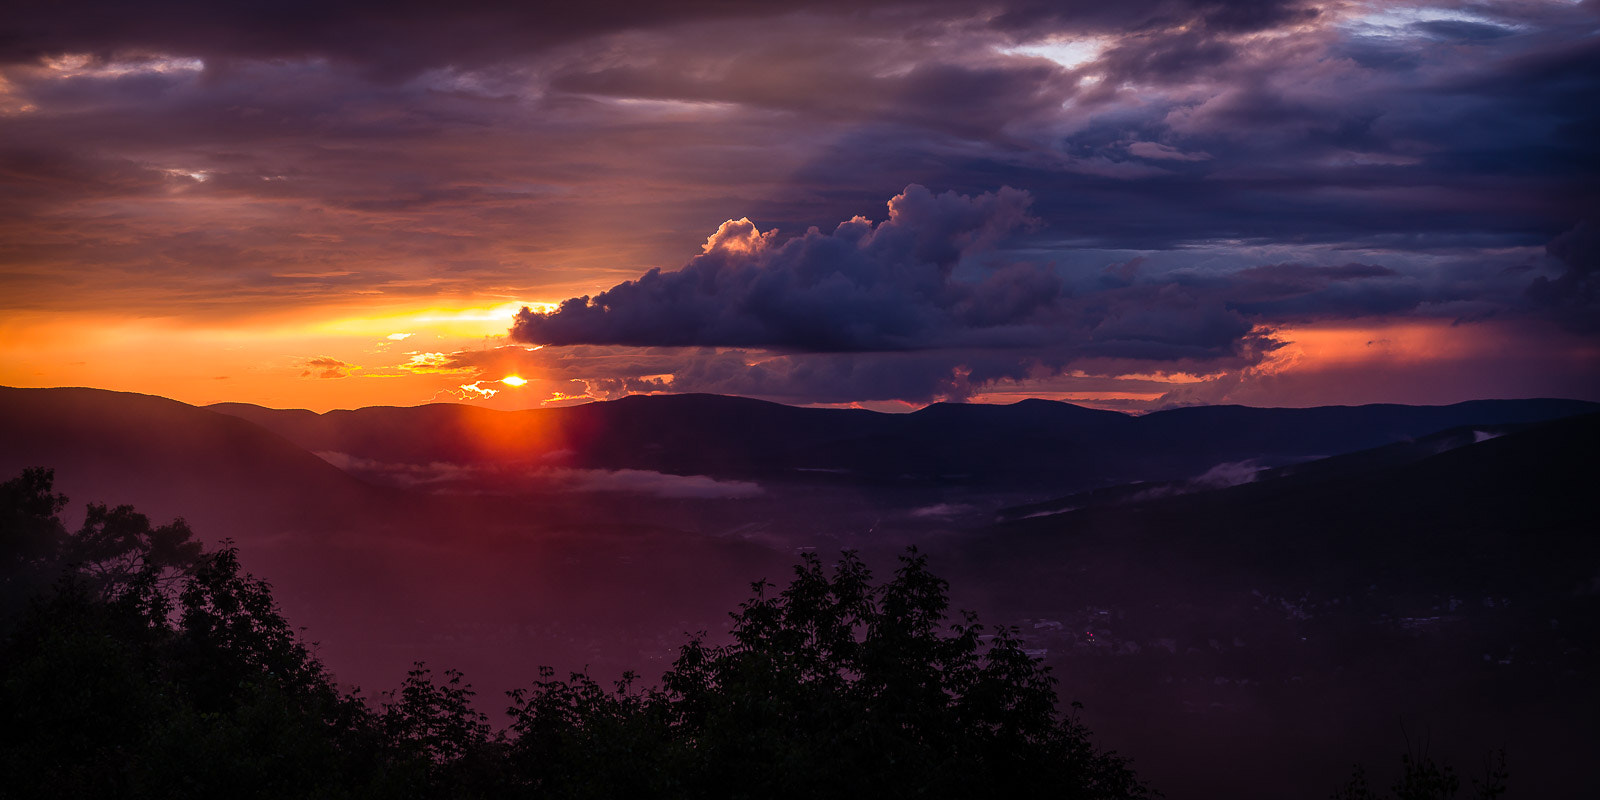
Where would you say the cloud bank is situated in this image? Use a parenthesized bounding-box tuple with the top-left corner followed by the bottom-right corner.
(496, 184, 1594, 405)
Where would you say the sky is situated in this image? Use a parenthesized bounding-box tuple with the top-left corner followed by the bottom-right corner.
(1, 0, 1596, 412)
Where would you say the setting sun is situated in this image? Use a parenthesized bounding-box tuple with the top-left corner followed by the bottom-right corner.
(501, 376, 528, 387)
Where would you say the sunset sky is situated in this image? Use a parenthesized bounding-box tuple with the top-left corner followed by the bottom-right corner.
(2, 0, 1596, 412)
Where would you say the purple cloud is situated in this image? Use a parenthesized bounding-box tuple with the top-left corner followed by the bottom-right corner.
(511, 185, 1043, 351)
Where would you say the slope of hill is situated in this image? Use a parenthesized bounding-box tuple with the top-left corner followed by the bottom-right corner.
(939, 413, 1600, 800)
(974, 411, 1598, 593)
(995, 420, 1540, 521)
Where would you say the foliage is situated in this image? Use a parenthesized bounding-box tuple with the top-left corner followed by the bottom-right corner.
(1, 467, 200, 625)
(498, 550, 1153, 799)
(380, 663, 508, 796)
(1, 467, 72, 616)
(1, 468, 1151, 799)
(642, 550, 1152, 799)
(0, 469, 390, 799)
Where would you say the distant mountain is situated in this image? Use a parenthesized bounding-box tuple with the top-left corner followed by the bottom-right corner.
(210, 393, 1598, 492)
(0, 386, 390, 537)
(9, 386, 1591, 524)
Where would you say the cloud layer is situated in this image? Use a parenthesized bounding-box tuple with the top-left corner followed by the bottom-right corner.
(2, 0, 1596, 408)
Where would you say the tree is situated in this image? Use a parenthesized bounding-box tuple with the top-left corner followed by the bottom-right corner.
(2, 469, 1155, 798)
(1333, 747, 1508, 800)
(0, 469, 392, 799)
(1, 467, 200, 627)
(0, 467, 72, 617)
(508, 549, 1154, 799)
(380, 662, 509, 796)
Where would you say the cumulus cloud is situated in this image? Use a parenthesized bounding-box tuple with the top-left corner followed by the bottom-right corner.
(500, 185, 1357, 403)
(498, 184, 1525, 404)
(512, 185, 1042, 351)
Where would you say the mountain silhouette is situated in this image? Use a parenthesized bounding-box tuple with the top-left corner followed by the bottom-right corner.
(0, 387, 391, 536)
(210, 392, 1596, 492)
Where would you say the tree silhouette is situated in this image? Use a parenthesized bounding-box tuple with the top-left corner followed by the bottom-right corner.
(1333, 747, 1508, 800)
(508, 550, 1154, 799)
(2, 469, 1151, 798)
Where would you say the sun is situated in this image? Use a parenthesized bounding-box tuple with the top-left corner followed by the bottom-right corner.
(501, 376, 528, 387)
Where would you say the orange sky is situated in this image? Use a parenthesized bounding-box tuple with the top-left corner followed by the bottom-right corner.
(5, 302, 1593, 413)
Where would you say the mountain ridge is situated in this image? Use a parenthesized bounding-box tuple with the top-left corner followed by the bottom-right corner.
(204, 391, 1599, 491)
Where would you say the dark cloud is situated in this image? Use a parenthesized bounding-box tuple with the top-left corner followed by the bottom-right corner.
(1097, 28, 1239, 85)
(7, 0, 1597, 281)
(511, 185, 1045, 351)
(758, 6, 1598, 254)
(493, 185, 1595, 405)
(643, 350, 1014, 405)
(0, 0, 1310, 81)
(988, 0, 1317, 37)
(0, 1, 803, 76)
(1215, 263, 1425, 319)
(1410, 20, 1516, 43)
(1529, 220, 1600, 333)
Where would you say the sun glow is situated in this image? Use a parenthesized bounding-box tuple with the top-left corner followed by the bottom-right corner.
(310, 300, 555, 339)
(501, 376, 528, 387)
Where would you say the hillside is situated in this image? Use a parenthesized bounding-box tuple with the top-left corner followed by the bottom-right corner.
(937, 413, 1600, 799)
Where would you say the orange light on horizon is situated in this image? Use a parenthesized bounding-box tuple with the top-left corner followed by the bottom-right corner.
(1257, 319, 1486, 373)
